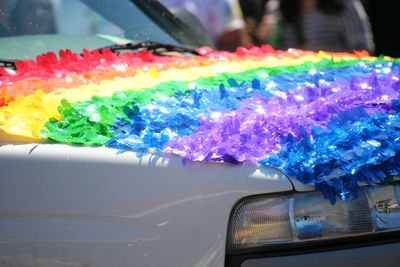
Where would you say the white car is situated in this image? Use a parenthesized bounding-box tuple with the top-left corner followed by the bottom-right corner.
(0, 0, 399, 266)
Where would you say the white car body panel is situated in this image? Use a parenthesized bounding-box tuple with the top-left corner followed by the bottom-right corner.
(0, 144, 293, 267)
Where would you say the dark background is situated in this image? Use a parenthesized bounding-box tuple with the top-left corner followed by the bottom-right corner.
(239, 0, 400, 57)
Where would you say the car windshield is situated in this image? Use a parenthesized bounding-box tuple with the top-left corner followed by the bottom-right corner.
(0, 0, 208, 60)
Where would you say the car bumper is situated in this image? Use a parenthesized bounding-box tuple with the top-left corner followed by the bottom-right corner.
(227, 240, 400, 267)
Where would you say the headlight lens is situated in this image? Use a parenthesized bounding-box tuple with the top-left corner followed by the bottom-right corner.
(228, 184, 400, 251)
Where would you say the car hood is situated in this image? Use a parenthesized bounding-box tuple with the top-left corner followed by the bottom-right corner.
(0, 143, 293, 195)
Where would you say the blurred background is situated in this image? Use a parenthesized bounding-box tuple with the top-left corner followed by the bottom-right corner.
(159, 0, 400, 57)
(0, 0, 399, 57)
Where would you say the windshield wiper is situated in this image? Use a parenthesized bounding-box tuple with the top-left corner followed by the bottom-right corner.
(0, 41, 199, 72)
(98, 40, 199, 55)
(0, 59, 16, 70)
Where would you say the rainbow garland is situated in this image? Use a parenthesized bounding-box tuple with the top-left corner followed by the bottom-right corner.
(1, 45, 400, 203)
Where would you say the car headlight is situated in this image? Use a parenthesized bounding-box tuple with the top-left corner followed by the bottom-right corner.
(228, 184, 400, 251)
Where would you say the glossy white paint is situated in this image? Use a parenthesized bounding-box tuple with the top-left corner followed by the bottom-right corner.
(287, 175, 314, 191)
(0, 144, 293, 267)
